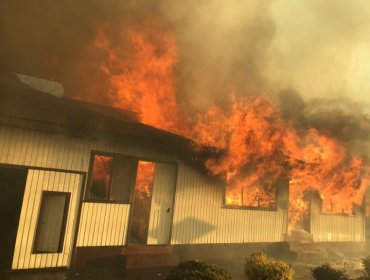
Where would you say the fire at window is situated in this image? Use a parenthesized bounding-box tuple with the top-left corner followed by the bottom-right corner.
(129, 161, 156, 244)
(225, 185, 276, 209)
(90, 155, 113, 200)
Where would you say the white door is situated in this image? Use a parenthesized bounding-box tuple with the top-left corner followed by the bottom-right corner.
(12, 170, 82, 269)
(147, 163, 177, 245)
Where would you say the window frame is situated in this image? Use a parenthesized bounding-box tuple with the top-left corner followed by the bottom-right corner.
(84, 151, 138, 204)
(222, 183, 278, 212)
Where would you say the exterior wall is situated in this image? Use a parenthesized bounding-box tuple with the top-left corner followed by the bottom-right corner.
(12, 170, 82, 269)
(310, 196, 365, 242)
(0, 126, 148, 267)
(170, 164, 289, 244)
(311, 214, 365, 242)
(0, 126, 159, 251)
(77, 203, 130, 247)
(0, 125, 289, 269)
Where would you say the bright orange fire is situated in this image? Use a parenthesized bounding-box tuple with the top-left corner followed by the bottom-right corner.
(78, 21, 370, 225)
(191, 97, 287, 209)
(289, 129, 370, 222)
(190, 96, 370, 222)
(90, 21, 181, 133)
(130, 161, 156, 244)
(135, 161, 156, 199)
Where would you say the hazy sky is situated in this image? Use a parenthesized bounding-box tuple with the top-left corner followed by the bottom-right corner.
(268, 0, 370, 106)
(1, 0, 370, 109)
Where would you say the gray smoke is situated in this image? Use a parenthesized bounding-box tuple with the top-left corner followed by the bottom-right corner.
(1, 0, 370, 148)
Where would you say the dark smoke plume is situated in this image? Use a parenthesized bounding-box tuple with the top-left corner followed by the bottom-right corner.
(1, 0, 370, 154)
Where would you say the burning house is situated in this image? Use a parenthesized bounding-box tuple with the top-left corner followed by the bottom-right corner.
(0, 70, 369, 274)
(0, 73, 292, 271)
(2, 2, 370, 278)
(0, 69, 368, 274)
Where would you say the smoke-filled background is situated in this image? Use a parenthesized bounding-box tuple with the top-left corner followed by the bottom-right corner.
(2, 0, 370, 105)
(2, 0, 370, 148)
(2, 0, 370, 222)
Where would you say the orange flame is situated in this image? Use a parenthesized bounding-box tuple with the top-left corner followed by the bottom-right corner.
(135, 161, 156, 199)
(83, 20, 181, 133)
(76, 22, 370, 226)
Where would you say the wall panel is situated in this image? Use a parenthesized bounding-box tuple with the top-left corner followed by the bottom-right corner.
(76, 203, 130, 247)
(311, 213, 365, 242)
(170, 164, 289, 244)
(12, 170, 82, 269)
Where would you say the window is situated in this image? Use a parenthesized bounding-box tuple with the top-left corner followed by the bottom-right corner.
(33, 191, 70, 253)
(225, 185, 277, 209)
(86, 153, 134, 203)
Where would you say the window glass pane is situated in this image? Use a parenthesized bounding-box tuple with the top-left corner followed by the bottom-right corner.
(110, 157, 133, 202)
(89, 155, 113, 200)
(225, 184, 276, 208)
(33, 192, 70, 253)
(129, 161, 156, 244)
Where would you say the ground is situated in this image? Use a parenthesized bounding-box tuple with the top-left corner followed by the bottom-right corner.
(0, 257, 366, 280)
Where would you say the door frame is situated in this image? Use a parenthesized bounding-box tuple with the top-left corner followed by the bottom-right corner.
(125, 158, 178, 246)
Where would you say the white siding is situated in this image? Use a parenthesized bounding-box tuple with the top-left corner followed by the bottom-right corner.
(311, 214, 365, 242)
(0, 125, 289, 267)
(170, 164, 288, 244)
(76, 203, 130, 246)
(0, 126, 159, 270)
(308, 196, 365, 242)
(12, 170, 82, 269)
(0, 126, 159, 172)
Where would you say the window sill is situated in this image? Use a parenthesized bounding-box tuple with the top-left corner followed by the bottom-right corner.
(83, 200, 130, 205)
(222, 205, 278, 212)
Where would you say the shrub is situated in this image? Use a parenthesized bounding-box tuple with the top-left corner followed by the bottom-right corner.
(166, 260, 232, 280)
(311, 263, 349, 280)
(363, 256, 370, 277)
(357, 256, 370, 280)
(244, 253, 294, 280)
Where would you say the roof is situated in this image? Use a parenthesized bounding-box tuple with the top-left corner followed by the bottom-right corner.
(0, 72, 218, 165)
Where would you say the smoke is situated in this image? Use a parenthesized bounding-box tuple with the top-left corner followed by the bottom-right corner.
(0, 0, 167, 104)
(268, 0, 370, 106)
(160, 0, 275, 110)
(1, 0, 370, 138)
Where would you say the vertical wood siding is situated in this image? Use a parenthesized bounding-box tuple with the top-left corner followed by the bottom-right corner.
(0, 126, 157, 269)
(12, 170, 82, 269)
(76, 203, 130, 246)
(1, 126, 290, 269)
(309, 196, 365, 242)
(310, 203, 365, 242)
(311, 214, 365, 242)
(170, 164, 289, 244)
(1, 126, 290, 246)
(0, 126, 159, 172)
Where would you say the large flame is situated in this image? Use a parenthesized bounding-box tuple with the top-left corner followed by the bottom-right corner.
(130, 161, 156, 244)
(81, 20, 181, 133)
(77, 21, 370, 226)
